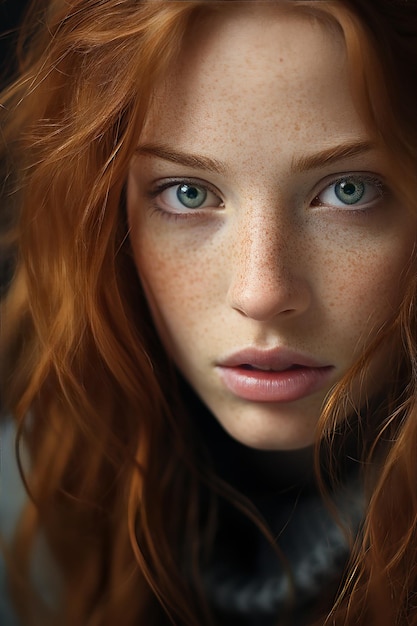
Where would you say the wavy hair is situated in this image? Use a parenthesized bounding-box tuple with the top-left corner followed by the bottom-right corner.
(1, 1, 417, 625)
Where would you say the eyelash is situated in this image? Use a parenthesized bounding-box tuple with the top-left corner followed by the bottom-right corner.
(146, 173, 387, 221)
(311, 174, 386, 214)
(147, 178, 224, 221)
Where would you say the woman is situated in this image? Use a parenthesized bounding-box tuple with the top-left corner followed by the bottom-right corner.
(1, 0, 417, 624)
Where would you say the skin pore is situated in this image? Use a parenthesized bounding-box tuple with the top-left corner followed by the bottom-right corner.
(127, 4, 416, 451)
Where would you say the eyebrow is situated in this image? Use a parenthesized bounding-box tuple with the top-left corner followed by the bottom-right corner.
(135, 143, 228, 176)
(135, 139, 374, 176)
(291, 140, 374, 173)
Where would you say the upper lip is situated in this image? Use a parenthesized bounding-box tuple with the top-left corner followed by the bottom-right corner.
(217, 347, 331, 372)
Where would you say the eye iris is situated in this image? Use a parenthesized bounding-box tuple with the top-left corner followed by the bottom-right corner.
(335, 179, 365, 205)
(177, 184, 207, 208)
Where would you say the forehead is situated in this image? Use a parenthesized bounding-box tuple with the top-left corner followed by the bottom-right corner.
(141, 7, 349, 119)
(139, 4, 367, 172)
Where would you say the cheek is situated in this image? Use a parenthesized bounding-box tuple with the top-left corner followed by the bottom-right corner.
(127, 186, 204, 328)
(132, 231, 223, 352)
(315, 230, 414, 346)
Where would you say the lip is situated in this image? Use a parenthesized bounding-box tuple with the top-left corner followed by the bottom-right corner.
(216, 347, 334, 403)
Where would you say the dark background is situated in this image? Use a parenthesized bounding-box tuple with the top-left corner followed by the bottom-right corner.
(0, 0, 29, 295)
(0, 0, 30, 86)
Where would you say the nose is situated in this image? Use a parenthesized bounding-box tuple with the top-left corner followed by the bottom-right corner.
(226, 209, 311, 322)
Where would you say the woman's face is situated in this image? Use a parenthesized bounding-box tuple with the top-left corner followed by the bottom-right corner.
(127, 6, 416, 450)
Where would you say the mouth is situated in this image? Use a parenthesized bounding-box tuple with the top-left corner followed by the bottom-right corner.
(217, 348, 334, 403)
(239, 363, 305, 372)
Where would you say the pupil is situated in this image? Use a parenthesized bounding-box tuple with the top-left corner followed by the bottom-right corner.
(184, 186, 198, 199)
(342, 183, 356, 196)
(177, 184, 207, 208)
(335, 179, 365, 205)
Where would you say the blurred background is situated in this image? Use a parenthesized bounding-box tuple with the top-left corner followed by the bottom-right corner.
(0, 0, 29, 296)
(0, 0, 30, 87)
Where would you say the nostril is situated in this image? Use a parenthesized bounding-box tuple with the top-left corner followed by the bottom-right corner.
(228, 279, 310, 321)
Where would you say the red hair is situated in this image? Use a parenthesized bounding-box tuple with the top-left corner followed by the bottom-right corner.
(1, 1, 416, 624)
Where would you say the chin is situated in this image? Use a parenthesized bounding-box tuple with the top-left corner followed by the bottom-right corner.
(218, 418, 317, 452)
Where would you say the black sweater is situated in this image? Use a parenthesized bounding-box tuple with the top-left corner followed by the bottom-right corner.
(187, 386, 364, 626)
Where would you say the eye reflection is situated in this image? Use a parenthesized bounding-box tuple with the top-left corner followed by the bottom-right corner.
(335, 179, 365, 205)
(177, 184, 207, 208)
(154, 181, 223, 214)
(314, 175, 384, 210)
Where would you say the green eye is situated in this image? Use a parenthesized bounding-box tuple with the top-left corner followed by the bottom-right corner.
(154, 180, 223, 216)
(334, 179, 365, 205)
(314, 174, 384, 211)
(177, 184, 208, 208)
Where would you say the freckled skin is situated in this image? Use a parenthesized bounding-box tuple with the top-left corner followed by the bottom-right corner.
(127, 6, 416, 450)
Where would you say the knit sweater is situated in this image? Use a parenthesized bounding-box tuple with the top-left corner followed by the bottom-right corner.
(189, 387, 365, 626)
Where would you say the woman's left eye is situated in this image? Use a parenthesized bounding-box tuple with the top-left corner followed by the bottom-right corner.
(313, 175, 385, 210)
(155, 182, 223, 213)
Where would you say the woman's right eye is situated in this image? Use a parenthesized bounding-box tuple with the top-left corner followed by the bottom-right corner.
(154, 182, 223, 214)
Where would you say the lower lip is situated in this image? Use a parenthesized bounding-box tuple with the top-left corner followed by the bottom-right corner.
(217, 365, 334, 403)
